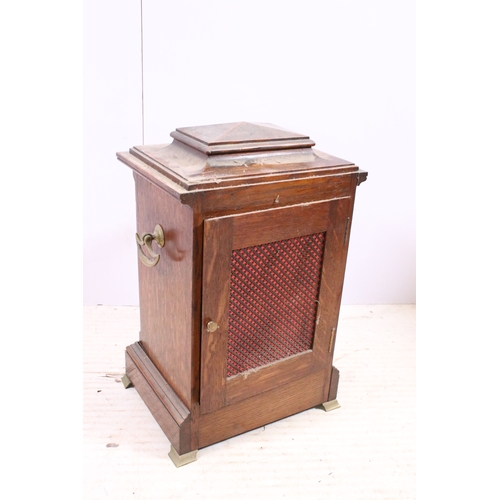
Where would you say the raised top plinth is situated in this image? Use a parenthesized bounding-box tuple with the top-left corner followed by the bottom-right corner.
(170, 122, 316, 155)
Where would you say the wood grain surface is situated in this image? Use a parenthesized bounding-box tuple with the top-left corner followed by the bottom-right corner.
(119, 122, 367, 458)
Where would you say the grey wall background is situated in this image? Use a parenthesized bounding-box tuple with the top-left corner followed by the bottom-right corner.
(83, 0, 415, 306)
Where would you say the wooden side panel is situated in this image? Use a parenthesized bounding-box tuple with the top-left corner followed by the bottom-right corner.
(199, 217, 233, 414)
(135, 174, 193, 408)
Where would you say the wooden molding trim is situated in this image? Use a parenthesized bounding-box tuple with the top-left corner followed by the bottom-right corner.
(125, 342, 194, 454)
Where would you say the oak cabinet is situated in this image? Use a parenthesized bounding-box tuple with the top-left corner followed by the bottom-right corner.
(117, 122, 367, 466)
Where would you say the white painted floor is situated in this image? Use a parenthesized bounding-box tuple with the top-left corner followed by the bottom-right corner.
(83, 305, 415, 499)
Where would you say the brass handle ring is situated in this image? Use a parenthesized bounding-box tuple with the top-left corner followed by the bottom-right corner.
(136, 224, 165, 267)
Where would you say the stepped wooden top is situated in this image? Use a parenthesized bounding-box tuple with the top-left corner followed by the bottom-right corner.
(118, 122, 359, 192)
(170, 122, 316, 155)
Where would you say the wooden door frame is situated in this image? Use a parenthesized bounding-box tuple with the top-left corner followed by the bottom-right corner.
(200, 197, 352, 414)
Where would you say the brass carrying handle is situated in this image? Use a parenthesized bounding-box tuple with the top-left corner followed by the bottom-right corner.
(136, 224, 165, 267)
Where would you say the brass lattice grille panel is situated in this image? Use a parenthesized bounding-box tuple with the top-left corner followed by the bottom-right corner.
(226, 232, 326, 378)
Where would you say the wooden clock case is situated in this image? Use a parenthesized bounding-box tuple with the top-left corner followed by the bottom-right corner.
(116, 122, 367, 466)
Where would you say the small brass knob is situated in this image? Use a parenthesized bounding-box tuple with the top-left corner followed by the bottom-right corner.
(206, 321, 219, 333)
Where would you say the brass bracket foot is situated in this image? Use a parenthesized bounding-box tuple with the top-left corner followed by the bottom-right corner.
(121, 374, 133, 389)
(168, 445, 198, 468)
(322, 399, 341, 412)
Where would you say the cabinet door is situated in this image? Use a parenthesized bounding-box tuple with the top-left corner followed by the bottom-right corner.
(200, 198, 351, 414)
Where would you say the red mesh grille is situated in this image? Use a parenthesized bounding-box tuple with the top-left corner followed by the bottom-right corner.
(226, 232, 326, 378)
